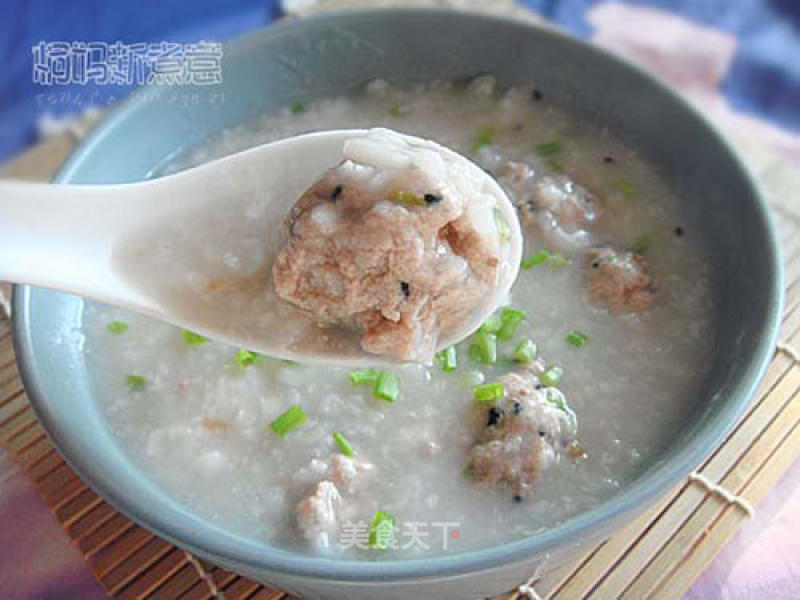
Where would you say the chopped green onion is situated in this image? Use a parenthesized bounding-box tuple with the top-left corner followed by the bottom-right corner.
(497, 307, 527, 340)
(387, 104, 403, 117)
(535, 140, 562, 157)
(540, 365, 563, 387)
(521, 249, 550, 269)
(547, 158, 565, 172)
(126, 375, 146, 391)
(270, 404, 308, 438)
(548, 254, 570, 270)
(374, 370, 400, 403)
(546, 388, 578, 433)
(436, 346, 458, 372)
(474, 329, 497, 365)
(474, 381, 505, 403)
(463, 463, 475, 479)
(369, 510, 397, 550)
(513, 338, 537, 364)
(470, 124, 495, 154)
(494, 208, 510, 243)
(630, 233, 651, 254)
(333, 432, 356, 457)
(349, 368, 380, 386)
(389, 190, 427, 206)
(280, 359, 298, 366)
(235, 349, 261, 367)
(290, 102, 305, 114)
(617, 180, 635, 200)
(182, 330, 209, 345)
(480, 313, 503, 334)
(468, 344, 482, 363)
(566, 330, 590, 348)
(106, 320, 129, 334)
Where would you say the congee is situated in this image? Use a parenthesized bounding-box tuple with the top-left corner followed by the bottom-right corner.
(85, 76, 712, 557)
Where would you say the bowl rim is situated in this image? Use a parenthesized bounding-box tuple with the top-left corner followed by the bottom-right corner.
(13, 7, 784, 582)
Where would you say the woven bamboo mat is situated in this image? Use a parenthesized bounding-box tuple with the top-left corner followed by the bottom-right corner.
(0, 207, 798, 600)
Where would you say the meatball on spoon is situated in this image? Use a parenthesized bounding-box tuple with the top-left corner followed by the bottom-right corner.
(0, 129, 522, 366)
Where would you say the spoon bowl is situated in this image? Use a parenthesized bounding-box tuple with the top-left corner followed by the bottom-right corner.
(0, 128, 522, 366)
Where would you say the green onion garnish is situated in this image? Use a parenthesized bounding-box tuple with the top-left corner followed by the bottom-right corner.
(270, 404, 308, 438)
(349, 368, 380, 386)
(548, 254, 570, 270)
(470, 124, 495, 154)
(535, 140, 562, 157)
(494, 208, 510, 242)
(182, 330, 209, 345)
(126, 375, 146, 391)
(333, 432, 355, 457)
(540, 365, 563, 387)
(547, 158, 565, 172)
(389, 190, 426, 206)
(474, 381, 505, 403)
(617, 180, 635, 200)
(468, 344, 482, 363)
(387, 104, 403, 117)
(436, 346, 458, 372)
(521, 249, 550, 269)
(106, 320, 129, 334)
(480, 313, 503, 334)
(546, 388, 578, 433)
(290, 102, 305, 114)
(513, 338, 537, 364)
(566, 330, 590, 348)
(497, 307, 527, 340)
(474, 329, 497, 365)
(235, 349, 261, 367)
(369, 510, 397, 550)
(375, 370, 400, 403)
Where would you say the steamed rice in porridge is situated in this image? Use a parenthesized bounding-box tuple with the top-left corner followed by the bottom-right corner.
(85, 76, 712, 558)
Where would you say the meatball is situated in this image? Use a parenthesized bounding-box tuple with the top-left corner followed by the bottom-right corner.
(467, 371, 577, 499)
(273, 129, 509, 363)
(295, 480, 341, 551)
(495, 162, 598, 251)
(585, 246, 654, 312)
(328, 454, 372, 495)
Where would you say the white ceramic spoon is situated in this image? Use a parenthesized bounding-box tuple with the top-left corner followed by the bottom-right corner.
(0, 129, 522, 366)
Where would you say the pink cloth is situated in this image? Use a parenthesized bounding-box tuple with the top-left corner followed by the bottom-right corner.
(0, 452, 106, 599)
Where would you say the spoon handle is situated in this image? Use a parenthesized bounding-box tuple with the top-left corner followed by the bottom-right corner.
(0, 180, 159, 310)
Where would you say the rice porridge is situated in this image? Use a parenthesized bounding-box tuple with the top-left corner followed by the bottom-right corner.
(83, 77, 713, 558)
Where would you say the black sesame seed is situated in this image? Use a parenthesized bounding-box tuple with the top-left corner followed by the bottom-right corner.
(424, 193, 442, 205)
(532, 89, 543, 101)
(400, 281, 410, 298)
(487, 406, 504, 427)
(603, 156, 615, 164)
(674, 226, 684, 237)
(538, 430, 547, 438)
(592, 262, 600, 268)
(534, 383, 543, 390)
(513, 401, 522, 415)
(330, 184, 343, 202)
(513, 494, 523, 503)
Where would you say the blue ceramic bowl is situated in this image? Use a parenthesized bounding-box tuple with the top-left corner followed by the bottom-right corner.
(13, 9, 783, 600)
